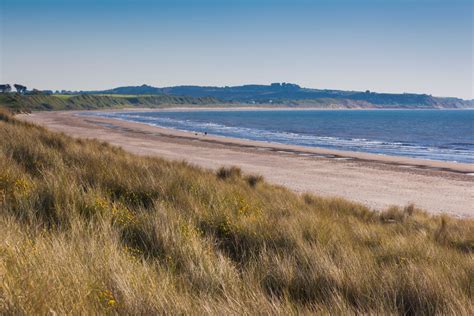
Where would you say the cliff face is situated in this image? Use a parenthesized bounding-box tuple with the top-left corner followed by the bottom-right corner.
(92, 83, 472, 108)
(1, 83, 472, 112)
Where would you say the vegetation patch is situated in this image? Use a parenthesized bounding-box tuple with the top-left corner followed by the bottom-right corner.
(0, 110, 472, 314)
(216, 166, 242, 180)
(0, 93, 224, 113)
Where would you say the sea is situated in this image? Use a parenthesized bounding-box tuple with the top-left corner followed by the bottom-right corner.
(91, 109, 474, 163)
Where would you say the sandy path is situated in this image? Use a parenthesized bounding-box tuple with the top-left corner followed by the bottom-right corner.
(19, 110, 474, 218)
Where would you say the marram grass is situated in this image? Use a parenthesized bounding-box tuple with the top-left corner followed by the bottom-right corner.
(0, 110, 472, 314)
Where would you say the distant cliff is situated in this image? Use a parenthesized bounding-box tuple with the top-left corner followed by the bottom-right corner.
(0, 94, 224, 113)
(90, 83, 473, 109)
(2, 83, 472, 112)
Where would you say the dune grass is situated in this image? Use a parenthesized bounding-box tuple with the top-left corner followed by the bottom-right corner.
(0, 110, 472, 314)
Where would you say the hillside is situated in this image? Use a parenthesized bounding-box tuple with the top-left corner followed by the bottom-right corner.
(0, 109, 472, 314)
(2, 84, 472, 112)
(0, 94, 224, 113)
(93, 83, 473, 108)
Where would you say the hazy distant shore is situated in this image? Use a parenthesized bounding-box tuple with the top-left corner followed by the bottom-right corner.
(85, 106, 474, 112)
(18, 110, 474, 217)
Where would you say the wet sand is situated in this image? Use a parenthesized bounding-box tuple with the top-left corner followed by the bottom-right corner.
(18, 110, 474, 217)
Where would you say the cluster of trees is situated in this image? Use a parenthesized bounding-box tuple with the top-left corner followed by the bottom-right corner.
(270, 82, 301, 89)
(0, 84, 54, 96)
(0, 84, 27, 94)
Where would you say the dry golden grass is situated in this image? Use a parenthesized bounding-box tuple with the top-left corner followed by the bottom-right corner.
(0, 110, 473, 314)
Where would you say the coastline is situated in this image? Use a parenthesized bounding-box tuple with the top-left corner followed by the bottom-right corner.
(18, 109, 474, 217)
(78, 106, 474, 112)
(83, 108, 474, 173)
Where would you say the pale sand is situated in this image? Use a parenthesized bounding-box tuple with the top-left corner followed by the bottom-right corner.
(18, 110, 474, 218)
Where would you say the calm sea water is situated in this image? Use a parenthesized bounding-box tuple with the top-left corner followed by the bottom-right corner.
(92, 109, 474, 163)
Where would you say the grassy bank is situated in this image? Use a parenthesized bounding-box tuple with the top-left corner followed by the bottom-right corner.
(0, 110, 472, 314)
(0, 94, 224, 113)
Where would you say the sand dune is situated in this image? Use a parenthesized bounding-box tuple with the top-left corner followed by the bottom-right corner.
(19, 110, 474, 217)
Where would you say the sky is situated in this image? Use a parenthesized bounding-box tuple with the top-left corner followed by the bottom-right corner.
(0, 0, 472, 99)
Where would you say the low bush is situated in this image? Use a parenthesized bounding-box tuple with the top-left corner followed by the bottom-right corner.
(216, 166, 242, 180)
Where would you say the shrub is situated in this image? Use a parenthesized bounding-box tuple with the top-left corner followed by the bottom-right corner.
(245, 174, 264, 187)
(216, 166, 242, 180)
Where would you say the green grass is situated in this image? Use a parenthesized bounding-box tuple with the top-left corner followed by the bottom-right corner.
(0, 93, 224, 113)
(53, 94, 143, 99)
(0, 109, 473, 314)
(93, 94, 159, 98)
(51, 94, 78, 99)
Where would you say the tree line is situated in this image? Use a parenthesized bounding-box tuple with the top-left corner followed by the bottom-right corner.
(0, 84, 27, 94)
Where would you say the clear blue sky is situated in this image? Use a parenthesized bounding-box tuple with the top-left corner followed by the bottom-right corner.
(1, 0, 472, 99)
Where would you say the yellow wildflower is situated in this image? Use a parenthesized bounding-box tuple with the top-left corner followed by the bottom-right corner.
(97, 289, 117, 308)
(111, 205, 137, 226)
(123, 245, 142, 260)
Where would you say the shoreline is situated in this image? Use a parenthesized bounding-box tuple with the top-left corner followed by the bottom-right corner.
(82, 109, 474, 174)
(18, 110, 474, 217)
(78, 106, 474, 112)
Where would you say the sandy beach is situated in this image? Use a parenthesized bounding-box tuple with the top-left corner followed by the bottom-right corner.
(19, 109, 474, 218)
